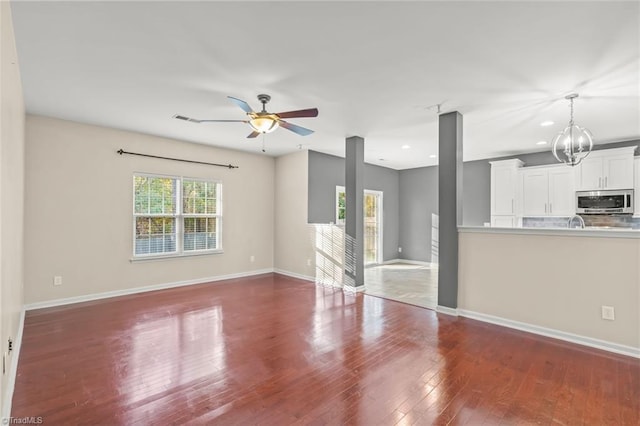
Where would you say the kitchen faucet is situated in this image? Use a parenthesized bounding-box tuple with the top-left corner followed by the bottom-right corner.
(568, 215, 585, 229)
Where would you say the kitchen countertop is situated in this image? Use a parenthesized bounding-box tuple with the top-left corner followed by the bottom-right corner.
(458, 226, 640, 239)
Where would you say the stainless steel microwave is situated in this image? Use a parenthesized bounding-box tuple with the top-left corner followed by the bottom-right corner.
(576, 190, 634, 215)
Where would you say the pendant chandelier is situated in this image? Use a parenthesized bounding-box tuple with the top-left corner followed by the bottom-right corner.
(552, 93, 593, 167)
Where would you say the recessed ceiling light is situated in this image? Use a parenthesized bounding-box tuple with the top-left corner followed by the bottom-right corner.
(401, 144, 411, 150)
(379, 158, 385, 161)
(429, 154, 437, 158)
(536, 141, 548, 145)
(540, 121, 554, 127)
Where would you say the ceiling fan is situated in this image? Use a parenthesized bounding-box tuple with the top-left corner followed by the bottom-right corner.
(174, 94, 318, 138)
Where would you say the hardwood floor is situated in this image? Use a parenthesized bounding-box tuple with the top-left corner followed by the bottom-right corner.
(12, 273, 639, 425)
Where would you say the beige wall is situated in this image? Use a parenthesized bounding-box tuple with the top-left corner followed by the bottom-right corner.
(24, 115, 274, 304)
(459, 231, 640, 350)
(1, 1, 26, 415)
(274, 150, 316, 278)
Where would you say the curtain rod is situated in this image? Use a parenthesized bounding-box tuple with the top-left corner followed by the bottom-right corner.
(117, 149, 239, 169)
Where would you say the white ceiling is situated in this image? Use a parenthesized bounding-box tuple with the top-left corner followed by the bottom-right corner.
(10, 1, 640, 169)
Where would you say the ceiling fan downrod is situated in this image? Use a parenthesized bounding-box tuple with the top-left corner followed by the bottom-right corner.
(257, 94, 271, 113)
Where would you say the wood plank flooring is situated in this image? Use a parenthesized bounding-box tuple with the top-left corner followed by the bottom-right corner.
(12, 273, 640, 425)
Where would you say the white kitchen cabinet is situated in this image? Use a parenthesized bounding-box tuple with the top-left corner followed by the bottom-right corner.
(491, 216, 515, 228)
(521, 166, 574, 216)
(548, 167, 575, 215)
(490, 159, 524, 227)
(575, 147, 636, 190)
(522, 169, 548, 216)
(577, 156, 602, 190)
(635, 158, 640, 217)
(604, 154, 634, 189)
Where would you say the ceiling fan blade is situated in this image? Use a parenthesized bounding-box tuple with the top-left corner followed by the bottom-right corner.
(198, 119, 248, 123)
(173, 114, 203, 123)
(173, 115, 246, 124)
(247, 131, 260, 139)
(275, 108, 319, 119)
(278, 120, 314, 136)
(228, 96, 254, 114)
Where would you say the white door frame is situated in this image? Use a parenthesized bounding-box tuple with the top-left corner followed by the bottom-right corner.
(365, 189, 384, 265)
(336, 186, 384, 265)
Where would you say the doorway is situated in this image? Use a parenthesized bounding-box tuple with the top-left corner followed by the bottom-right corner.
(364, 190, 383, 265)
(335, 187, 383, 265)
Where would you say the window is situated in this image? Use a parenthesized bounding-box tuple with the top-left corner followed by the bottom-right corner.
(182, 179, 220, 252)
(133, 174, 222, 258)
(134, 176, 177, 256)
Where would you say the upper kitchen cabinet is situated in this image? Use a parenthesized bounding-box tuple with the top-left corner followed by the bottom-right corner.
(575, 147, 637, 190)
(521, 168, 548, 216)
(548, 167, 575, 215)
(490, 159, 524, 227)
(521, 165, 574, 216)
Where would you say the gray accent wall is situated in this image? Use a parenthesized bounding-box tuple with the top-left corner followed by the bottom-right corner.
(462, 159, 491, 226)
(398, 166, 437, 262)
(307, 150, 400, 262)
(397, 160, 491, 262)
(308, 150, 345, 224)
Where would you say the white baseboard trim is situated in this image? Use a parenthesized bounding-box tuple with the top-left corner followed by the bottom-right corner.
(458, 309, 640, 359)
(2, 309, 25, 419)
(273, 269, 315, 282)
(382, 258, 435, 267)
(24, 269, 275, 311)
(343, 285, 366, 293)
(436, 305, 459, 316)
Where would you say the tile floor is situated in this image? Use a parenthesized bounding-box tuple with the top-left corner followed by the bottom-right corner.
(364, 262, 438, 309)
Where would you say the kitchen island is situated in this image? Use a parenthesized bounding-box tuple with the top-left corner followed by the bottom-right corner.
(457, 226, 640, 358)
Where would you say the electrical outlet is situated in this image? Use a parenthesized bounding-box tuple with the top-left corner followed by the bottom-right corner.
(250, 255, 255, 263)
(601, 305, 615, 321)
(307, 259, 312, 267)
(8, 338, 13, 353)
(398, 247, 402, 253)
(53, 276, 63, 286)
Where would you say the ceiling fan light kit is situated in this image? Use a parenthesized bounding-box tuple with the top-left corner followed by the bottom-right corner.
(551, 93, 593, 167)
(175, 93, 318, 139)
(249, 116, 279, 134)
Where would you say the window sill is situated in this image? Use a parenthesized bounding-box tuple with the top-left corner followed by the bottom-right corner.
(130, 250, 224, 262)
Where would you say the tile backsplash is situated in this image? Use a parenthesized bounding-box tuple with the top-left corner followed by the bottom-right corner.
(523, 215, 640, 229)
(523, 217, 573, 228)
(582, 215, 640, 229)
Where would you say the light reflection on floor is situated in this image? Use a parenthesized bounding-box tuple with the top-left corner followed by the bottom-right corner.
(125, 306, 227, 407)
(364, 262, 438, 309)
